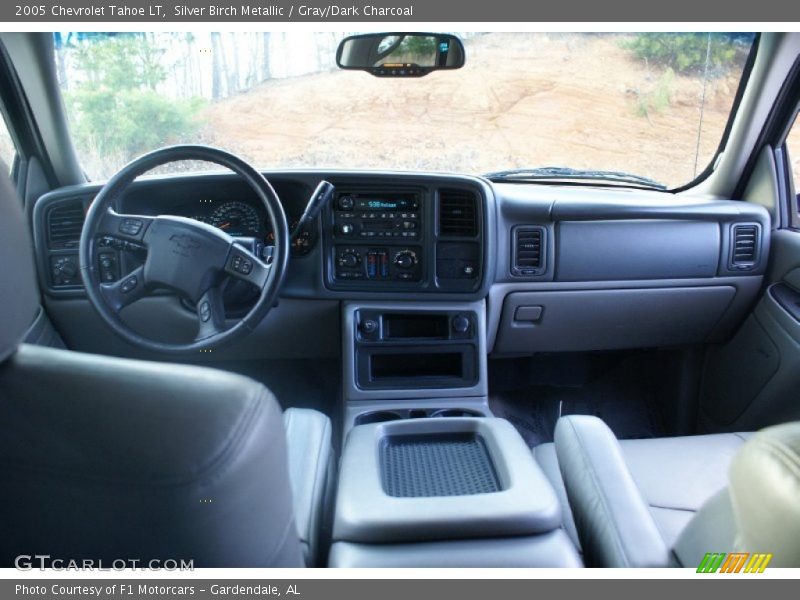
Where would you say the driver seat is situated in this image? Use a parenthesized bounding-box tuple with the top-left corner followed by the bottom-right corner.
(0, 172, 332, 567)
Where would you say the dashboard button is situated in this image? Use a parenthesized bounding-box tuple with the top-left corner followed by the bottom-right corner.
(453, 315, 471, 334)
(360, 319, 378, 335)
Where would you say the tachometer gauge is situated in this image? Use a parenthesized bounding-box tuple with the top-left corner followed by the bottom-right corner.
(209, 201, 262, 238)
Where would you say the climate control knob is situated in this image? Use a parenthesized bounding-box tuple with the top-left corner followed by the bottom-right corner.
(339, 251, 360, 268)
(394, 250, 418, 269)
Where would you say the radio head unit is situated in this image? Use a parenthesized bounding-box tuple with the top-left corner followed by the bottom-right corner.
(333, 191, 421, 240)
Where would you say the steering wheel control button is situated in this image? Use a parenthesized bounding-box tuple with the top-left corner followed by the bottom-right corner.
(199, 300, 211, 322)
(119, 218, 144, 236)
(98, 252, 119, 283)
(120, 275, 138, 294)
(231, 253, 254, 276)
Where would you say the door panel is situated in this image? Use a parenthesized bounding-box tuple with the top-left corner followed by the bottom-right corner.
(701, 219, 800, 431)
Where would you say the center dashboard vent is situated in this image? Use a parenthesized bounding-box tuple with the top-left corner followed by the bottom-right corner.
(47, 200, 86, 249)
(512, 226, 546, 277)
(729, 223, 759, 269)
(438, 188, 478, 237)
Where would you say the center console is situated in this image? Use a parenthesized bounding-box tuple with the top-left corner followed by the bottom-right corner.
(342, 301, 490, 430)
(332, 300, 582, 567)
(328, 417, 582, 567)
(353, 309, 479, 390)
(326, 180, 576, 566)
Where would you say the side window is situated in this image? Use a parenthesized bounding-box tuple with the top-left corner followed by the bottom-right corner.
(0, 111, 17, 174)
(786, 111, 800, 216)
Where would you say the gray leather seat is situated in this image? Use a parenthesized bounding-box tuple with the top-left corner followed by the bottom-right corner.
(535, 426, 751, 554)
(284, 407, 333, 564)
(536, 415, 800, 567)
(0, 172, 332, 567)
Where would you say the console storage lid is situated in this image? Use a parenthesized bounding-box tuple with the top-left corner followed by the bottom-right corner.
(333, 417, 561, 543)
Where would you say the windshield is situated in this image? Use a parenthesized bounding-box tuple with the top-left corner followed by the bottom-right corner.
(55, 32, 755, 188)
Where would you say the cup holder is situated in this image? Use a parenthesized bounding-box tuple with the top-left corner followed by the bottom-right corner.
(430, 408, 483, 418)
(355, 410, 404, 425)
(354, 408, 484, 426)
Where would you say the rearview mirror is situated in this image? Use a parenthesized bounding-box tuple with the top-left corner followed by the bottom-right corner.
(336, 33, 465, 77)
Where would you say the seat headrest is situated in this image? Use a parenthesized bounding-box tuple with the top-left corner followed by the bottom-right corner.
(730, 421, 800, 567)
(0, 167, 39, 361)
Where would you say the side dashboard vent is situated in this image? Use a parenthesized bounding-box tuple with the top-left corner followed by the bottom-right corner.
(730, 223, 759, 270)
(438, 189, 478, 237)
(47, 201, 85, 249)
(512, 227, 545, 276)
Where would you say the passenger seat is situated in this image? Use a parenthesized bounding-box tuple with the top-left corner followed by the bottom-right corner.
(535, 415, 800, 567)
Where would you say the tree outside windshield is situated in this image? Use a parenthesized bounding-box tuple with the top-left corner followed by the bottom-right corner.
(55, 32, 755, 188)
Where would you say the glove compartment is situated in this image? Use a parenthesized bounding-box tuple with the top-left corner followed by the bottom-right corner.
(495, 286, 737, 354)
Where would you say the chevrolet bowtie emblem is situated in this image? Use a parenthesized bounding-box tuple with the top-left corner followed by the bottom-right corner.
(169, 233, 201, 256)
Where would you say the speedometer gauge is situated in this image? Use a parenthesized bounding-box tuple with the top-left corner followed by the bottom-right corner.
(209, 202, 262, 238)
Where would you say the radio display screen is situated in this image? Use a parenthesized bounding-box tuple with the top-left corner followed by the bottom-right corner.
(355, 197, 417, 211)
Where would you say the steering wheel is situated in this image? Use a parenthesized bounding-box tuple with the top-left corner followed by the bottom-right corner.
(79, 145, 290, 354)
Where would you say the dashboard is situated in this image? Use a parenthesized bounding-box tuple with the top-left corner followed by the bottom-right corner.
(33, 172, 493, 299)
(30, 169, 770, 360)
